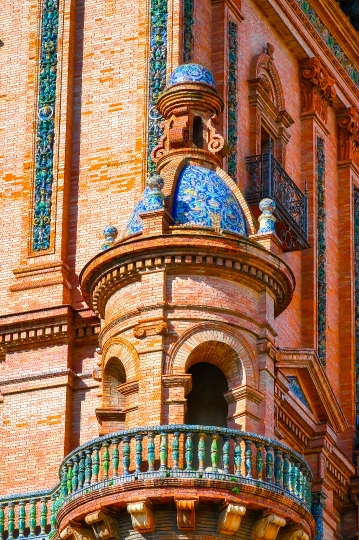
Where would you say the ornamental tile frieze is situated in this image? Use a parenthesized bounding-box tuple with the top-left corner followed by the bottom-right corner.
(33, 0, 59, 251)
(227, 20, 238, 180)
(299, 58, 336, 122)
(337, 107, 359, 166)
(183, 0, 194, 62)
(147, 0, 168, 175)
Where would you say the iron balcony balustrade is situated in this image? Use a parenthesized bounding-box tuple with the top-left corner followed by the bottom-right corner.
(0, 425, 313, 540)
(245, 152, 310, 252)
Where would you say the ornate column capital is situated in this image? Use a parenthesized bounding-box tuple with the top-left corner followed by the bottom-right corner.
(337, 107, 359, 165)
(299, 57, 336, 122)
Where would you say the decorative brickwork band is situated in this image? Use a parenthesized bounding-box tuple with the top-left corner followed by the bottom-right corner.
(147, 0, 168, 174)
(33, 0, 59, 251)
(311, 492, 326, 540)
(354, 187, 359, 445)
(317, 137, 326, 366)
(299, 58, 336, 122)
(337, 107, 359, 166)
(228, 20, 238, 179)
(183, 0, 194, 62)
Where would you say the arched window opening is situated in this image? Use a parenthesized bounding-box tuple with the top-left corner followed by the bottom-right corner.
(193, 116, 204, 148)
(103, 357, 126, 408)
(185, 362, 228, 427)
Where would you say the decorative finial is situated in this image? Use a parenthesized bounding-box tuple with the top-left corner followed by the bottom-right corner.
(266, 43, 274, 58)
(144, 174, 165, 210)
(101, 225, 118, 250)
(257, 198, 276, 234)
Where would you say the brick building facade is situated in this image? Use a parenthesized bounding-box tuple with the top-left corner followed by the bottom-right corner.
(1, 0, 359, 538)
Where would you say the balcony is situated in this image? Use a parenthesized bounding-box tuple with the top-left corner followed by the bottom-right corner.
(246, 152, 309, 252)
(0, 425, 314, 539)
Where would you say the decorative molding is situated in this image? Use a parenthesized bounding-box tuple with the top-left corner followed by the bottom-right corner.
(337, 107, 359, 166)
(147, 0, 168, 175)
(311, 492, 326, 540)
(287, 376, 312, 411)
(32, 0, 60, 252)
(251, 513, 286, 539)
(299, 58, 336, 123)
(127, 500, 155, 533)
(162, 374, 192, 394)
(85, 511, 120, 540)
(218, 501, 246, 535)
(354, 187, 359, 445)
(278, 528, 309, 540)
(317, 137, 326, 366)
(227, 20, 238, 180)
(133, 316, 168, 338)
(183, 0, 194, 62)
(292, 0, 359, 86)
(175, 498, 198, 530)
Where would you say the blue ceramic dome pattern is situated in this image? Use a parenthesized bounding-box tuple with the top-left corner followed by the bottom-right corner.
(172, 165, 247, 235)
(168, 63, 216, 87)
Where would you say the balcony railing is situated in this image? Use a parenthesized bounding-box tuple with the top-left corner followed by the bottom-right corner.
(246, 152, 309, 251)
(0, 425, 313, 539)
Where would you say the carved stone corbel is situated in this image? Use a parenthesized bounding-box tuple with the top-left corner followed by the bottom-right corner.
(299, 57, 336, 123)
(60, 525, 95, 540)
(337, 107, 359, 166)
(174, 498, 198, 530)
(218, 502, 247, 535)
(127, 500, 155, 533)
(85, 510, 120, 540)
(251, 514, 286, 540)
(277, 528, 309, 540)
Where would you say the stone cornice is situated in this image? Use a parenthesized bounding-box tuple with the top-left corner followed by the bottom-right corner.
(0, 306, 100, 360)
(80, 228, 295, 319)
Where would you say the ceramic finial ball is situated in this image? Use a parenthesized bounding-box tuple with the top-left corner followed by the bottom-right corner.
(101, 225, 118, 250)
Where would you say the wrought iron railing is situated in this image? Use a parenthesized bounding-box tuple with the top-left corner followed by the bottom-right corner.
(246, 152, 309, 251)
(0, 425, 313, 539)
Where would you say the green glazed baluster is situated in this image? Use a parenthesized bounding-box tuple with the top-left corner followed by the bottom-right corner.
(147, 433, 155, 472)
(211, 434, 219, 473)
(66, 459, 73, 494)
(0, 503, 4, 540)
(78, 451, 86, 489)
(18, 501, 26, 539)
(171, 432, 180, 471)
(50, 496, 57, 534)
(72, 455, 79, 493)
(265, 445, 274, 484)
(160, 432, 167, 471)
(234, 436, 242, 476)
(85, 448, 93, 487)
(135, 434, 143, 475)
(122, 436, 131, 476)
(185, 432, 194, 471)
(274, 449, 283, 486)
(305, 473, 312, 506)
(29, 499, 36, 537)
(222, 436, 230, 475)
(198, 433, 206, 473)
(61, 465, 68, 498)
(102, 442, 110, 480)
(244, 440, 252, 478)
(112, 438, 120, 477)
(92, 445, 99, 483)
(298, 466, 304, 499)
(7, 502, 15, 540)
(296, 461, 301, 497)
(283, 453, 290, 490)
(40, 498, 48, 535)
(256, 443, 263, 480)
(290, 460, 297, 493)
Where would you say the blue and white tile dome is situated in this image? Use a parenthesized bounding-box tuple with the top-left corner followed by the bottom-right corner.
(167, 63, 216, 87)
(172, 165, 247, 235)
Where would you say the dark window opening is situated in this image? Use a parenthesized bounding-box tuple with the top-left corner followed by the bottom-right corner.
(193, 116, 204, 148)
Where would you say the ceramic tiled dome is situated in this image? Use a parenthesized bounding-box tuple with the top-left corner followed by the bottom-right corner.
(172, 165, 247, 235)
(167, 63, 216, 87)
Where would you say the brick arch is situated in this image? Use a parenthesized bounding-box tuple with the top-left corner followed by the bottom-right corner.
(166, 322, 257, 388)
(102, 337, 139, 382)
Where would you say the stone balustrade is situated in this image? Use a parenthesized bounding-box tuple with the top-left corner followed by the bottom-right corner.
(0, 425, 313, 539)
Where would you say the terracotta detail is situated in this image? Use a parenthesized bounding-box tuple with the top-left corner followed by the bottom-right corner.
(60, 526, 94, 540)
(218, 501, 247, 535)
(174, 497, 198, 530)
(337, 107, 359, 165)
(299, 57, 336, 122)
(133, 316, 168, 338)
(251, 513, 286, 540)
(127, 500, 155, 533)
(85, 511, 120, 540)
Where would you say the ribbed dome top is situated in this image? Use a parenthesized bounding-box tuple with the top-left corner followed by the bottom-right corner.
(167, 63, 216, 87)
